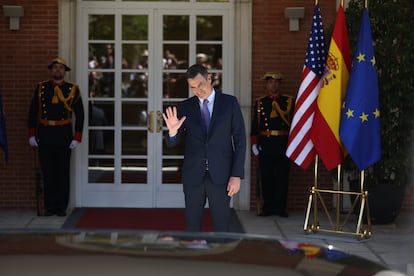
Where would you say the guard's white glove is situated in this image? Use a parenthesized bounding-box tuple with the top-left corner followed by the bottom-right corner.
(69, 140, 79, 149)
(252, 144, 259, 156)
(29, 136, 38, 147)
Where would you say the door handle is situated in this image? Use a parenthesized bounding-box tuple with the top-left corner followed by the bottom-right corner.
(156, 111, 163, 133)
(148, 111, 154, 133)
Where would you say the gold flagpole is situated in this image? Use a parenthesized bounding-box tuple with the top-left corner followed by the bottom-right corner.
(336, 165, 341, 230)
(313, 155, 319, 225)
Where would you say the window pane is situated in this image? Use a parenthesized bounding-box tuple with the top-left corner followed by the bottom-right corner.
(89, 72, 114, 97)
(89, 101, 114, 126)
(89, 43, 115, 69)
(88, 158, 114, 183)
(163, 73, 188, 99)
(89, 15, 114, 40)
(196, 44, 222, 69)
(122, 15, 148, 40)
(196, 16, 222, 41)
(122, 102, 148, 126)
(122, 159, 147, 183)
(122, 44, 148, 69)
(89, 130, 114, 155)
(163, 15, 189, 41)
(162, 159, 183, 183)
(122, 73, 148, 98)
(122, 130, 147, 155)
(163, 44, 188, 69)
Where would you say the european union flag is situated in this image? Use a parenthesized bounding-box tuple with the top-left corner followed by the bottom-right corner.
(0, 94, 8, 162)
(339, 8, 380, 170)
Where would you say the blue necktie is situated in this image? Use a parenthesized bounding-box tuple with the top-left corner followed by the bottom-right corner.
(202, 99, 210, 131)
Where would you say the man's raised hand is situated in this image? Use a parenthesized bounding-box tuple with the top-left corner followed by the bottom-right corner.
(162, 106, 186, 136)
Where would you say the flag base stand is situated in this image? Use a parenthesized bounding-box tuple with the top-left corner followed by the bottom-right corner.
(303, 159, 372, 240)
(303, 186, 372, 240)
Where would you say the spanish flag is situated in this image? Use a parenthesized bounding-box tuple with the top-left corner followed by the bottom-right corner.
(310, 3, 351, 171)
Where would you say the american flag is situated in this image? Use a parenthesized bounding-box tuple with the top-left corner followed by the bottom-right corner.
(286, 4, 327, 169)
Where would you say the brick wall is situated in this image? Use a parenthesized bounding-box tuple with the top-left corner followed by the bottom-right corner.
(402, 188, 414, 212)
(0, 0, 411, 212)
(0, 0, 58, 209)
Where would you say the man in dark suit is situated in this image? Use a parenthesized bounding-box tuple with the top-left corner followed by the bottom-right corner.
(163, 64, 246, 232)
(28, 58, 84, 217)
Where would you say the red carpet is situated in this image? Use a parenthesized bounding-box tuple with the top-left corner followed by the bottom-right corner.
(74, 208, 214, 231)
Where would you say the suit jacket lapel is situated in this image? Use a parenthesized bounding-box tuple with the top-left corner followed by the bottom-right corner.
(210, 92, 221, 130)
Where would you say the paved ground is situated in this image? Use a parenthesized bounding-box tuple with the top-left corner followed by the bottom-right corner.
(0, 209, 413, 275)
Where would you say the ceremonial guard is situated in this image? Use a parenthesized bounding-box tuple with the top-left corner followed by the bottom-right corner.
(28, 58, 84, 216)
(251, 72, 294, 217)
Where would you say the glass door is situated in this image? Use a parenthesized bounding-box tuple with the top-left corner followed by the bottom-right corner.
(78, 2, 231, 207)
(85, 11, 155, 207)
(157, 12, 225, 206)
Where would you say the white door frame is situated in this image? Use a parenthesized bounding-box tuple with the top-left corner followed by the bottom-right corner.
(59, 0, 252, 210)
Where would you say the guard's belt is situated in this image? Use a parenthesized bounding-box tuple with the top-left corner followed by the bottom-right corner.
(40, 119, 72, 126)
(260, 130, 289, 136)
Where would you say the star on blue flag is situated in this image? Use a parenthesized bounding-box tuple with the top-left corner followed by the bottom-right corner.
(339, 8, 381, 170)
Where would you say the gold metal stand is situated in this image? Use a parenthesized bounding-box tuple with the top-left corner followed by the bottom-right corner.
(303, 156, 372, 240)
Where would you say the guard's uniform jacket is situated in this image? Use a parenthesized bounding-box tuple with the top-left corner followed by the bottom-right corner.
(28, 80, 84, 145)
(251, 94, 294, 154)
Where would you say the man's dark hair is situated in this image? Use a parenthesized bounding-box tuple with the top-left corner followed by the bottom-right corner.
(186, 64, 208, 80)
